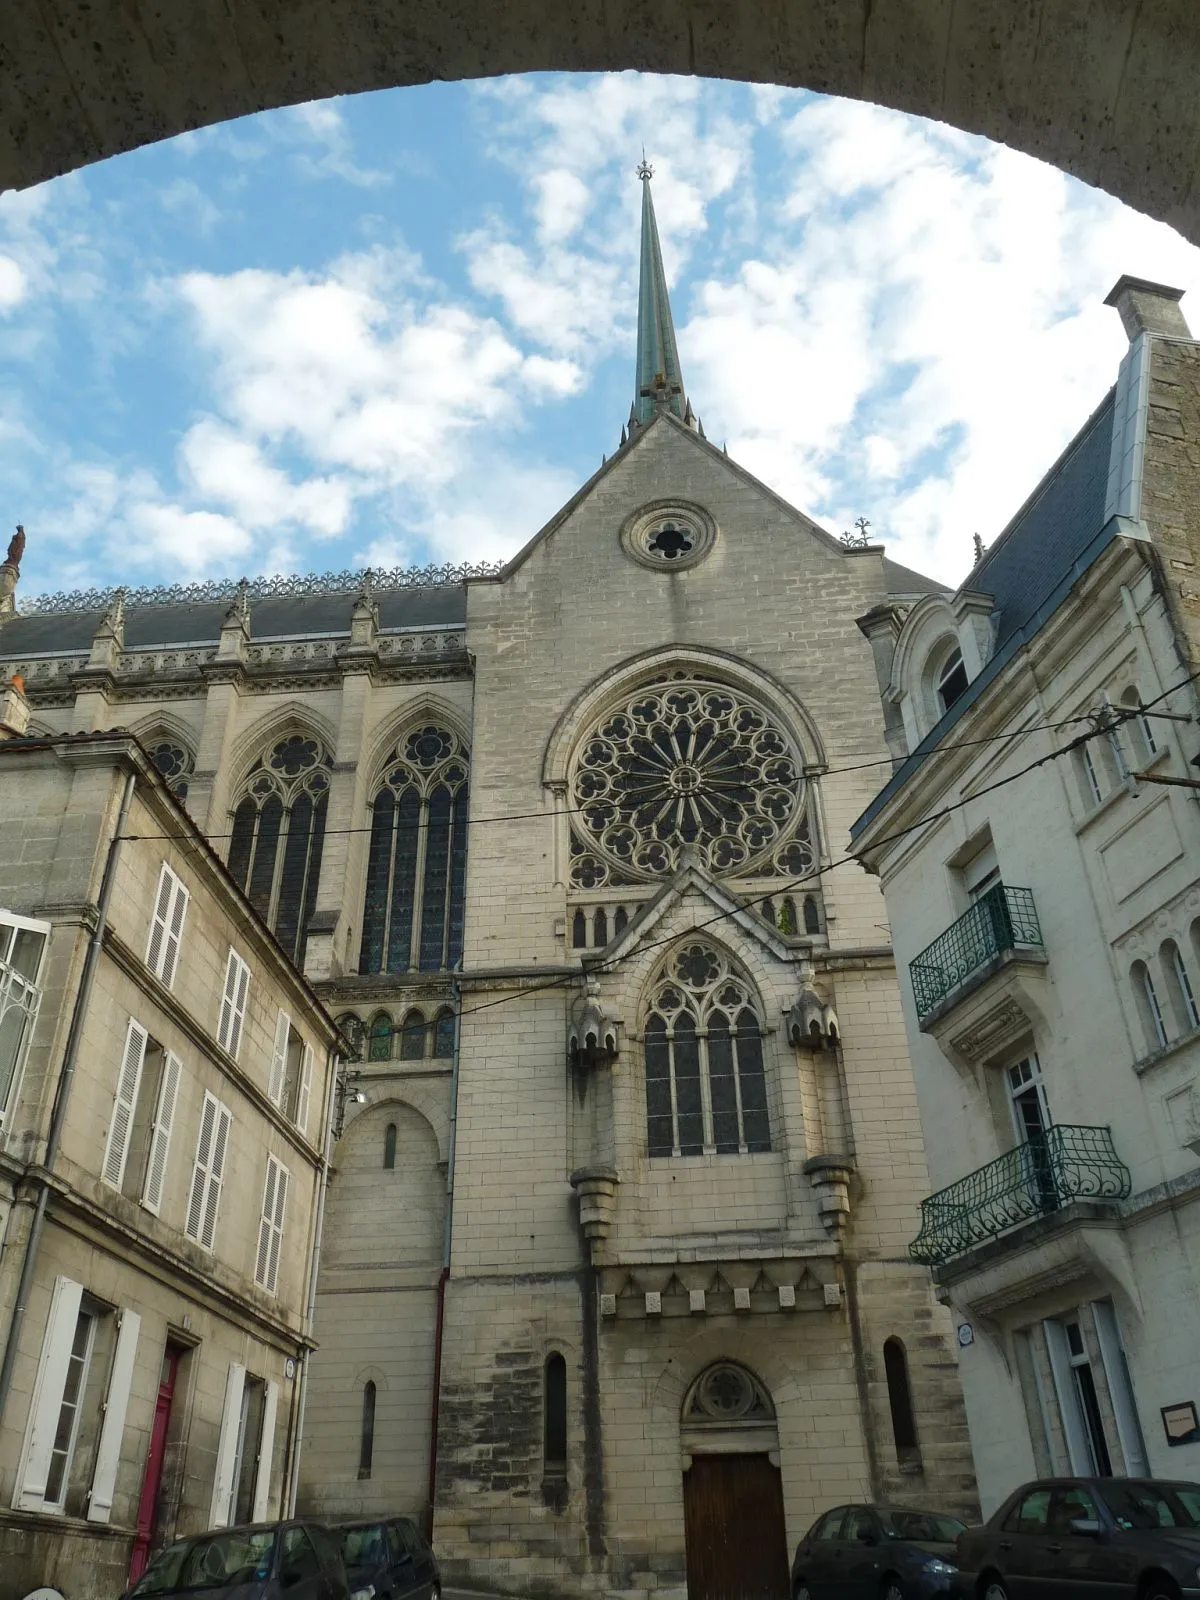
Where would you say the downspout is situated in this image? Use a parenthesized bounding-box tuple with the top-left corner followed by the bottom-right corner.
(426, 977, 461, 1537)
(285, 1041, 339, 1514)
(0, 767, 137, 1419)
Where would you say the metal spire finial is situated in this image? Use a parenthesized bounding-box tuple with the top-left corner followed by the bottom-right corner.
(637, 150, 654, 182)
(629, 155, 691, 431)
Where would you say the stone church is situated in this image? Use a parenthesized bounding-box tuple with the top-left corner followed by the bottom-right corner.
(0, 171, 975, 1597)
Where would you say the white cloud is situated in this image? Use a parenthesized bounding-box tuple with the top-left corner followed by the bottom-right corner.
(0, 256, 26, 312)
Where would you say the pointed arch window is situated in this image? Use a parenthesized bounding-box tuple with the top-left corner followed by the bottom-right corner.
(360, 726, 469, 974)
(227, 735, 331, 965)
(147, 740, 195, 802)
(642, 941, 770, 1157)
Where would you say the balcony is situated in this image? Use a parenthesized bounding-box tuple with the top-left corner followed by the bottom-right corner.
(910, 883, 1043, 1025)
(908, 1125, 1132, 1267)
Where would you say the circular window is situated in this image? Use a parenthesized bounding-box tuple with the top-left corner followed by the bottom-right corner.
(621, 499, 717, 571)
(570, 674, 805, 880)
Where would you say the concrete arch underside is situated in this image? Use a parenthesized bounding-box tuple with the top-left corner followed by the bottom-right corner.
(5, 1, 1200, 243)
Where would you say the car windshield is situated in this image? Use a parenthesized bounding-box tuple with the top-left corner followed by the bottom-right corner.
(134, 1530, 277, 1593)
(878, 1510, 967, 1543)
(341, 1525, 388, 1567)
(1100, 1484, 1200, 1530)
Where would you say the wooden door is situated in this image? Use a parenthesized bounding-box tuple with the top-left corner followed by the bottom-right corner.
(683, 1452, 790, 1600)
(129, 1345, 180, 1584)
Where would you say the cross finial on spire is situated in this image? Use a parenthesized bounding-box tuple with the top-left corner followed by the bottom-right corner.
(637, 150, 653, 182)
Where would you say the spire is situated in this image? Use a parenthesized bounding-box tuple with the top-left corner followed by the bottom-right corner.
(630, 159, 693, 433)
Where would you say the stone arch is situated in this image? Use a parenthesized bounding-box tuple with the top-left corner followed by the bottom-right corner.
(325, 1099, 445, 1269)
(226, 700, 339, 800)
(11, 6, 1200, 254)
(362, 694, 472, 795)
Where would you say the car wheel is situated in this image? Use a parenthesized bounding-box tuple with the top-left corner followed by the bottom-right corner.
(881, 1580, 906, 1600)
(1139, 1579, 1181, 1600)
(980, 1576, 1010, 1600)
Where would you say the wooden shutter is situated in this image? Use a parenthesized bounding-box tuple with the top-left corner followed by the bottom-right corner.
(186, 1093, 216, 1241)
(200, 1102, 232, 1252)
(268, 1010, 290, 1107)
(254, 1159, 278, 1288)
(141, 1051, 182, 1215)
(218, 949, 250, 1057)
(267, 1164, 288, 1294)
(160, 873, 189, 989)
(1043, 1319, 1093, 1473)
(15, 1276, 84, 1509)
(145, 866, 173, 980)
(251, 1381, 279, 1521)
(102, 1019, 149, 1190)
(86, 1307, 141, 1523)
(295, 1043, 313, 1135)
(209, 1363, 245, 1528)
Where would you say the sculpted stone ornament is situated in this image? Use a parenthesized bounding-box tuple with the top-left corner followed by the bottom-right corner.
(568, 979, 619, 1071)
(5, 526, 25, 571)
(786, 962, 839, 1050)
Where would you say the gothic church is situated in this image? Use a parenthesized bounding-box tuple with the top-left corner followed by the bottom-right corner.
(0, 171, 975, 1598)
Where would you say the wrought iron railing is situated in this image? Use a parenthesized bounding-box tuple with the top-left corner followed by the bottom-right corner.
(908, 1125, 1131, 1266)
(909, 883, 1043, 1020)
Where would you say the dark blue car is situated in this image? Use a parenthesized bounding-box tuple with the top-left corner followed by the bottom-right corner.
(792, 1503, 967, 1600)
(122, 1520, 349, 1600)
(331, 1516, 441, 1600)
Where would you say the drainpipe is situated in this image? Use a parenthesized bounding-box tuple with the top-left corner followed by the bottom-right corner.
(425, 976, 462, 1538)
(0, 767, 137, 1419)
(285, 1042, 339, 1514)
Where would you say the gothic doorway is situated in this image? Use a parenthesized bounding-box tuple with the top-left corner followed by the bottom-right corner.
(680, 1362, 790, 1600)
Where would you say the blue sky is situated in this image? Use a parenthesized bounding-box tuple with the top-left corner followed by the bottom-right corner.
(3, 71, 1200, 600)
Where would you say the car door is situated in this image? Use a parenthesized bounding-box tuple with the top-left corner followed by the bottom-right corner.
(796, 1508, 849, 1599)
(385, 1521, 420, 1598)
(1046, 1487, 1135, 1597)
(838, 1507, 884, 1600)
(277, 1525, 329, 1600)
(990, 1486, 1053, 1600)
(396, 1520, 437, 1599)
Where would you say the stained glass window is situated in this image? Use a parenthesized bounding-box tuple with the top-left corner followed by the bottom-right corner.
(227, 735, 331, 965)
(147, 740, 195, 802)
(642, 942, 770, 1157)
(360, 727, 469, 975)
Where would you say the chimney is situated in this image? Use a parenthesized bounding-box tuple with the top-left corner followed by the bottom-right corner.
(1104, 275, 1191, 342)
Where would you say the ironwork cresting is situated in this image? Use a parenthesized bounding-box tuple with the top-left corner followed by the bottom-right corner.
(908, 1124, 1131, 1265)
(909, 882, 1043, 1020)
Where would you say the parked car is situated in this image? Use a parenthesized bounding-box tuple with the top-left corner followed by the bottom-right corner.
(955, 1477, 1200, 1599)
(122, 1519, 350, 1600)
(791, 1502, 968, 1599)
(330, 1516, 441, 1600)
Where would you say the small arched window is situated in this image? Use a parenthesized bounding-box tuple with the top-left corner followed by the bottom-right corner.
(1161, 939, 1200, 1034)
(778, 897, 797, 936)
(883, 1338, 920, 1468)
(803, 895, 821, 934)
(434, 1009, 456, 1059)
(1132, 959, 1168, 1052)
(368, 1013, 393, 1062)
(544, 1352, 567, 1475)
(593, 908, 608, 947)
(936, 647, 969, 714)
(359, 1381, 376, 1480)
(228, 734, 332, 964)
(383, 1124, 397, 1170)
(360, 726, 469, 975)
(400, 1009, 426, 1060)
(572, 911, 587, 949)
(614, 907, 628, 936)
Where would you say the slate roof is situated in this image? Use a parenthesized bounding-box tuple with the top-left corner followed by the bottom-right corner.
(882, 556, 947, 598)
(852, 385, 1118, 839)
(0, 585, 466, 656)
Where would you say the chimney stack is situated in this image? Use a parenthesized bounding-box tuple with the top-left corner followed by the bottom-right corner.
(1105, 275, 1191, 342)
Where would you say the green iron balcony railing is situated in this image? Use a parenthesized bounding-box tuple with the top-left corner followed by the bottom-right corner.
(908, 1124, 1131, 1266)
(909, 883, 1043, 1022)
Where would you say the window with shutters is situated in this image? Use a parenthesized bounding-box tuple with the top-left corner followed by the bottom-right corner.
(186, 1092, 232, 1251)
(359, 726, 469, 974)
(145, 862, 189, 988)
(254, 1156, 289, 1295)
(101, 1021, 184, 1212)
(0, 910, 49, 1131)
(268, 1009, 314, 1135)
(227, 735, 331, 966)
(217, 948, 251, 1060)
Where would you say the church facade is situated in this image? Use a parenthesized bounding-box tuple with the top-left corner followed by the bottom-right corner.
(0, 175, 975, 1597)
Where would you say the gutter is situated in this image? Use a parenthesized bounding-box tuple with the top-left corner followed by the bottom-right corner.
(0, 767, 136, 1418)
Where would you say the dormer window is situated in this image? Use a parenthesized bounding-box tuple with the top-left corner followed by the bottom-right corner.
(937, 647, 969, 714)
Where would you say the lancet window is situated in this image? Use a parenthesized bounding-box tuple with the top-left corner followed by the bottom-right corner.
(360, 726, 469, 974)
(227, 735, 331, 965)
(642, 941, 770, 1158)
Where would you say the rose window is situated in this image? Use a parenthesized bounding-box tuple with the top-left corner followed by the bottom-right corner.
(570, 678, 804, 879)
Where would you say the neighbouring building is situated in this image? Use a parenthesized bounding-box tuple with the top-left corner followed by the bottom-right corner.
(0, 171, 978, 1599)
(851, 277, 1200, 1513)
(0, 709, 340, 1599)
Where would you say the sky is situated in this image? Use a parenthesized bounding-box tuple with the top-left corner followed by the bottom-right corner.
(3, 71, 1200, 602)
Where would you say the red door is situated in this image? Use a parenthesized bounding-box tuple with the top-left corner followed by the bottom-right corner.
(129, 1345, 181, 1585)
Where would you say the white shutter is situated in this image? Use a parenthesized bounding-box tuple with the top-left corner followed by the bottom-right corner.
(251, 1381, 279, 1521)
(209, 1362, 246, 1528)
(218, 950, 251, 1060)
(1091, 1299, 1150, 1475)
(86, 1307, 141, 1523)
(141, 1051, 182, 1215)
(185, 1092, 217, 1242)
(15, 1276, 84, 1509)
(160, 874, 189, 989)
(102, 1019, 149, 1190)
(1043, 1319, 1094, 1474)
(145, 866, 173, 980)
(267, 1165, 288, 1294)
(295, 1043, 313, 1135)
(268, 1011, 290, 1107)
(200, 1102, 232, 1251)
(254, 1159, 278, 1288)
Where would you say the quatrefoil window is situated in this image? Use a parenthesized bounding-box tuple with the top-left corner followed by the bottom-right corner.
(647, 522, 694, 560)
(621, 499, 716, 570)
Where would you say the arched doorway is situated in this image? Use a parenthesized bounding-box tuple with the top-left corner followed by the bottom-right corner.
(680, 1361, 790, 1600)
